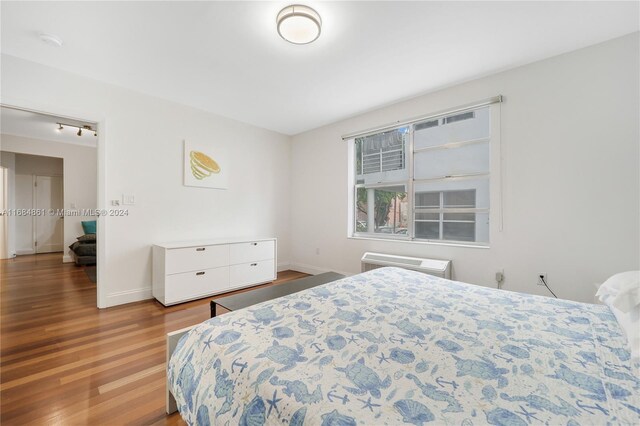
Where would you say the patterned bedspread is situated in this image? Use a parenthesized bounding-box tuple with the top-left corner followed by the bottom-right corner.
(168, 267, 640, 425)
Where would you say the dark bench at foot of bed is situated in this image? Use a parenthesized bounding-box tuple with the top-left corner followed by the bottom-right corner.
(210, 272, 345, 317)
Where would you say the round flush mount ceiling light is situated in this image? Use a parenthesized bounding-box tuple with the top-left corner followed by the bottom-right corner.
(39, 33, 63, 47)
(276, 4, 321, 44)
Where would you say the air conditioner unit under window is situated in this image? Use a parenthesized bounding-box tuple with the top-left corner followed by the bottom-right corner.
(361, 252, 451, 279)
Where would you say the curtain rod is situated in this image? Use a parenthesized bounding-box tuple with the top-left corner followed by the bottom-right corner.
(341, 95, 503, 140)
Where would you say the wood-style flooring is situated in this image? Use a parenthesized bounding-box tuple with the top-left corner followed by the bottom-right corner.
(0, 253, 308, 425)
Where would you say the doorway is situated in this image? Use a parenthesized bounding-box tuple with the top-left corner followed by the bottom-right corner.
(0, 106, 99, 295)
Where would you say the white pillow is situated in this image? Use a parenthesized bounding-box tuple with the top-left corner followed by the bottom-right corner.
(611, 285, 640, 313)
(597, 271, 640, 312)
(597, 271, 640, 361)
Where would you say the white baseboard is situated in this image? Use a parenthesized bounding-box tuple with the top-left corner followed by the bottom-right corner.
(105, 287, 153, 307)
(62, 255, 74, 263)
(288, 262, 353, 277)
(277, 262, 290, 272)
(16, 249, 35, 255)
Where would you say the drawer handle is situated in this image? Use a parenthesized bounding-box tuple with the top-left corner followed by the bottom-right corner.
(196, 271, 205, 276)
(250, 263, 258, 266)
(196, 247, 206, 251)
(251, 243, 258, 246)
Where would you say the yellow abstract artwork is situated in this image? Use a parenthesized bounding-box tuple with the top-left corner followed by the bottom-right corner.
(183, 140, 228, 189)
(189, 150, 220, 180)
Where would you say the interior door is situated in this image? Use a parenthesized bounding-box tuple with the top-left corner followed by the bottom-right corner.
(35, 176, 63, 253)
(15, 174, 35, 254)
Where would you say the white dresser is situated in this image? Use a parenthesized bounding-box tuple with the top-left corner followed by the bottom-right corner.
(152, 238, 277, 306)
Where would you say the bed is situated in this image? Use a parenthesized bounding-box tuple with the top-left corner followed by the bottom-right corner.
(167, 267, 640, 425)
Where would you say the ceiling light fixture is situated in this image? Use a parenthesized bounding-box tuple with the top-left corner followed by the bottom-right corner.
(39, 33, 64, 47)
(56, 122, 96, 137)
(276, 5, 321, 45)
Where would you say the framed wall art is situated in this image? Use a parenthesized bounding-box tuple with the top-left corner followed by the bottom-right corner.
(183, 140, 228, 189)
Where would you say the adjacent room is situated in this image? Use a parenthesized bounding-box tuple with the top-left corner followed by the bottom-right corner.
(1, 108, 99, 278)
(0, 1, 638, 425)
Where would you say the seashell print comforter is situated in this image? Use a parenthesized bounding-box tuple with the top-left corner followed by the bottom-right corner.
(168, 267, 640, 425)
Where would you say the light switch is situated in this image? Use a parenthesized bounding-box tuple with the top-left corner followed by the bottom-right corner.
(122, 194, 135, 205)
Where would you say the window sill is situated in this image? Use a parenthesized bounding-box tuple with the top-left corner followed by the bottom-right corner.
(347, 235, 490, 249)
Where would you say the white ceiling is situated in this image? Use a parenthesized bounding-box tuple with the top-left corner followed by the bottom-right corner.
(1, 107, 98, 147)
(1, 1, 638, 135)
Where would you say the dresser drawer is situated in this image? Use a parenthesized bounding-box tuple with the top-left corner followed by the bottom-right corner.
(230, 260, 275, 288)
(229, 240, 275, 265)
(165, 266, 229, 304)
(165, 244, 229, 274)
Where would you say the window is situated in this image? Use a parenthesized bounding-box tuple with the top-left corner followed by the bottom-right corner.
(356, 186, 407, 234)
(415, 190, 476, 241)
(354, 128, 409, 236)
(355, 128, 406, 177)
(351, 105, 492, 244)
(444, 111, 474, 124)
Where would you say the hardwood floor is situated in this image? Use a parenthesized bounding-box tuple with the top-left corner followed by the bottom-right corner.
(0, 253, 308, 425)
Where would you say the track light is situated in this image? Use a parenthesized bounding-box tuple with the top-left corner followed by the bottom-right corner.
(55, 122, 97, 137)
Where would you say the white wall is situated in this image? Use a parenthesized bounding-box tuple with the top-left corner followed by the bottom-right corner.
(290, 32, 640, 303)
(15, 153, 63, 176)
(1, 55, 292, 307)
(0, 151, 16, 258)
(1, 139, 95, 259)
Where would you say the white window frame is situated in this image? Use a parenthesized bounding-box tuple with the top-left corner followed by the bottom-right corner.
(346, 97, 502, 248)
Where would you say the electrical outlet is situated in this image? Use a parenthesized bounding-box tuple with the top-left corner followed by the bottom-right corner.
(495, 269, 504, 288)
(537, 273, 547, 286)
